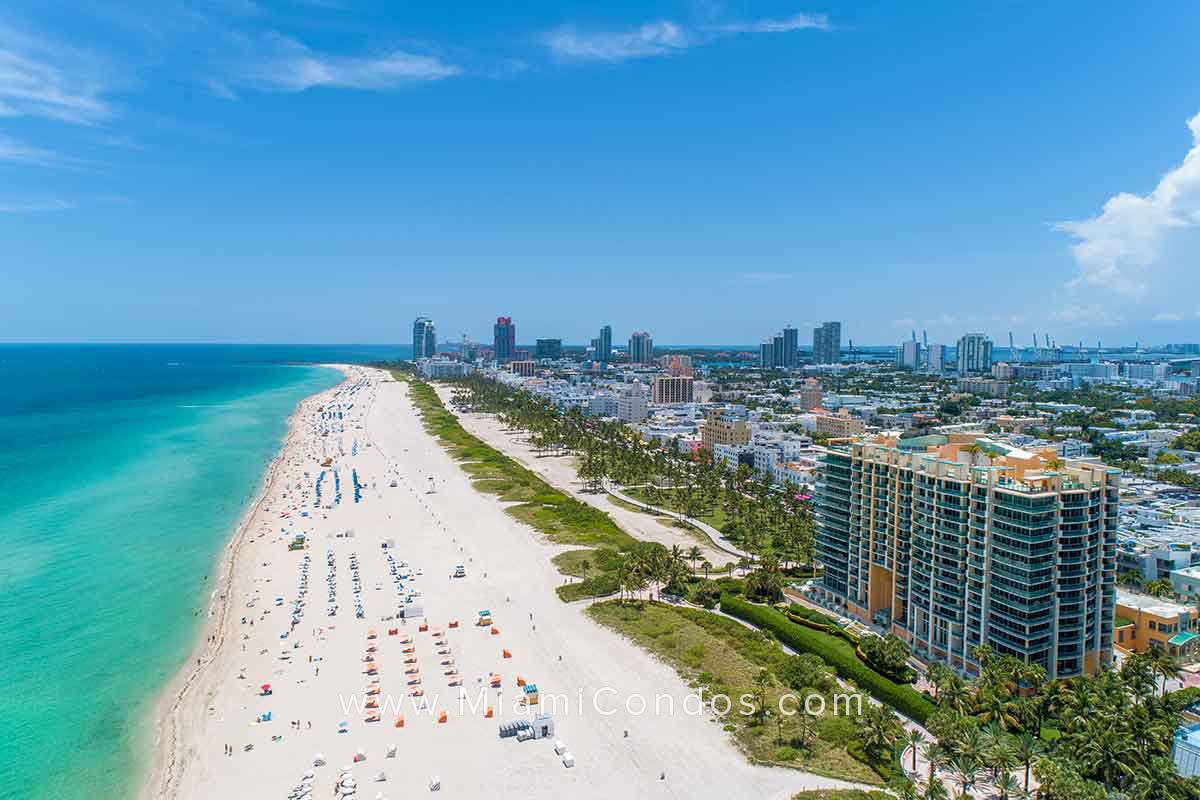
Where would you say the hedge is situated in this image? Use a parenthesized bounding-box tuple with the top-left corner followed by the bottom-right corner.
(721, 593, 935, 724)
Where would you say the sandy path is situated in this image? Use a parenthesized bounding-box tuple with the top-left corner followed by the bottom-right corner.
(154, 369, 869, 800)
(431, 384, 732, 569)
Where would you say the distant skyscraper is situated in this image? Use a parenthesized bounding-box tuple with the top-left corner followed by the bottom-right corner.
(760, 340, 774, 369)
(534, 338, 562, 360)
(813, 322, 842, 364)
(957, 333, 994, 376)
(927, 343, 945, 373)
(493, 316, 516, 364)
(628, 331, 653, 364)
(772, 333, 785, 368)
(412, 316, 437, 359)
(597, 325, 613, 363)
(782, 326, 798, 367)
(898, 339, 920, 370)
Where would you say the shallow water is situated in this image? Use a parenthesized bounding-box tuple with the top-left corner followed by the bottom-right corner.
(0, 345, 405, 799)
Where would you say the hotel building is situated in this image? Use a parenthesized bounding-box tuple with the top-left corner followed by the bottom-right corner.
(815, 434, 1118, 679)
(652, 375, 694, 404)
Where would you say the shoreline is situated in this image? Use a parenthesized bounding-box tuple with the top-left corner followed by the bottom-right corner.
(140, 364, 351, 800)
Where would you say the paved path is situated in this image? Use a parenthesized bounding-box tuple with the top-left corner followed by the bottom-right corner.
(604, 483, 753, 561)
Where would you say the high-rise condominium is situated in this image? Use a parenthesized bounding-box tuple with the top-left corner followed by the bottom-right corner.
(412, 316, 437, 359)
(957, 333, 994, 376)
(597, 325, 613, 363)
(927, 343, 945, 373)
(628, 331, 653, 364)
(815, 436, 1117, 679)
(813, 322, 842, 364)
(493, 316, 516, 364)
(782, 326, 798, 368)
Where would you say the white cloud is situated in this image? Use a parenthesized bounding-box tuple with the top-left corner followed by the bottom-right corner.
(543, 21, 688, 62)
(0, 198, 73, 213)
(1054, 111, 1200, 297)
(0, 22, 115, 125)
(0, 135, 66, 167)
(711, 13, 831, 34)
(543, 11, 830, 62)
(234, 34, 461, 92)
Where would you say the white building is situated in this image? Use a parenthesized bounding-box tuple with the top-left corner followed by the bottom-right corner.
(616, 384, 648, 423)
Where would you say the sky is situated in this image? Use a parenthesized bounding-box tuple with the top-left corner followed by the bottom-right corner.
(2, 1, 1200, 347)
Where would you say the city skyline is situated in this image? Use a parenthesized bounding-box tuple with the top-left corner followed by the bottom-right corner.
(4, 3, 1200, 344)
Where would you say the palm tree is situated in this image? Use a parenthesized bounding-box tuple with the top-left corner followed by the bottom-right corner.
(923, 743, 948, 784)
(580, 558, 591, 598)
(946, 755, 979, 800)
(686, 545, 702, 572)
(1013, 732, 1042, 791)
(1148, 648, 1182, 696)
(994, 772, 1021, 800)
(922, 777, 950, 800)
(701, 559, 712, 580)
(892, 726, 923, 773)
(753, 669, 771, 724)
(795, 713, 818, 751)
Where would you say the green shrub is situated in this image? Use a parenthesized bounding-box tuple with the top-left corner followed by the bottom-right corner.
(775, 746, 798, 762)
(720, 594, 935, 724)
(819, 714, 857, 746)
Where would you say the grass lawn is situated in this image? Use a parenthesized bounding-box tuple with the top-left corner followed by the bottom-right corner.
(393, 371, 637, 599)
(587, 600, 882, 784)
(625, 486, 732, 532)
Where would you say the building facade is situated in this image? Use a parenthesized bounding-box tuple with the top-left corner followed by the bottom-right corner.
(493, 316, 516, 364)
(957, 333, 994, 376)
(701, 407, 751, 451)
(796, 378, 823, 411)
(813, 322, 842, 364)
(815, 436, 1119, 679)
(652, 375, 694, 404)
(815, 411, 865, 438)
(412, 316, 437, 359)
(510, 360, 536, 377)
(628, 331, 654, 364)
(617, 384, 648, 423)
(597, 325, 613, 363)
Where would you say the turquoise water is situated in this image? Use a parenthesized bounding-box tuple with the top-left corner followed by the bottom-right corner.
(0, 345, 397, 800)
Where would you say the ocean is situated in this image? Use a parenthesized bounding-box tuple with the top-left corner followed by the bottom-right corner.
(0, 345, 404, 800)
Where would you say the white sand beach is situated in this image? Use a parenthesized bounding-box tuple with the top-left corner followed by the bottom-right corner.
(148, 367, 869, 800)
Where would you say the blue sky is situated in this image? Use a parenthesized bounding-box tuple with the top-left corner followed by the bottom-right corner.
(3, 1, 1200, 346)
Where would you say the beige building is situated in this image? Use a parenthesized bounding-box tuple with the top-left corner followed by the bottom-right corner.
(702, 407, 750, 451)
(795, 378, 823, 411)
(815, 410, 865, 438)
(652, 375, 694, 404)
(509, 360, 536, 377)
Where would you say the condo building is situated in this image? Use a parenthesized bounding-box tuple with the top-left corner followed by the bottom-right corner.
(412, 316, 437, 359)
(652, 375, 694, 404)
(815, 434, 1118, 679)
(493, 316, 516, 364)
(813, 321, 842, 364)
(701, 406, 751, 451)
(628, 331, 654, 364)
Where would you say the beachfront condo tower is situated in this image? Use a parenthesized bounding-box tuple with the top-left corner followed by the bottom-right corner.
(814, 434, 1118, 679)
(412, 316, 437, 359)
(494, 316, 516, 364)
